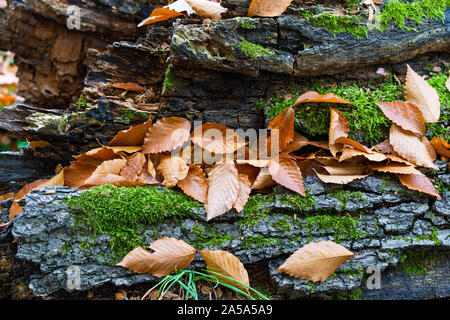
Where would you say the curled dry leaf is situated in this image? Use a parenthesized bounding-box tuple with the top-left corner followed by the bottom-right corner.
(248, 0, 293, 17)
(315, 170, 369, 185)
(323, 165, 369, 176)
(396, 172, 441, 200)
(267, 107, 295, 151)
(276, 240, 354, 282)
(185, 0, 227, 20)
(294, 91, 353, 106)
(138, 8, 184, 27)
(251, 168, 275, 189)
(199, 250, 250, 294)
(177, 164, 208, 203)
(269, 154, 305, 196)
(157, 154, 189, 188)
(120, 153, 146, 182)
(233, 174, 252, 213)
(371, 139, 394, 154)
(334, 137, 372, 154)
(430, 137, 450, 158)
(191, 122, 246, 154)
(83, 159, 128, 186)
(405, 65, 440, 123)
(339, 147, 386, 162)
(368, 163, 421, 175)
(205, 161, 239, 220)
(108, 82, 146, 93)
(109, 118, 152, 147)
(389, 124, 438, 169)
(117, 237, 196, 277)
(375, 101, 425, 135)
(329, 108, 350, 156)
(143, 117, 191, 154)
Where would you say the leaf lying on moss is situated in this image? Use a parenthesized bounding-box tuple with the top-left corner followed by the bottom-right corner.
(248, 0, 293, 18)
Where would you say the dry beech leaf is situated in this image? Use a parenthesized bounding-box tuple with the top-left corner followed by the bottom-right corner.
(334, 137, 372, 154)
(117, 237, 196, 277)
(329, 108, 350, 156)
(205, 161, 239, 220)
(405, 65, 440, 123)
(83, 159, 128, 186)
(235, 159, 270, 168)
(368, 163, 420, 175)
(138, 8, 184, 27)
(276, 240, 354, 282)
(143, 117, 191, 154)
(339, 147, 386, 162)
(389, 124, 438, 169)
(235, 163, 260, 185)
(315, 170, 369, 185)
(375, 101, 425, 135)
(248, 0, 293, 17)
(251, 168, 275, 190)
(372, 139, 394, 154)
(269, 154, 305, 196)
(267, 107, 295, 151)
(109, 118, 152, 147)
(233, 174, 252, 213)
(421, 136, 437, 161)
(294, 91, 353, 106)
(323, 165, 369, 176)
(199, 250, 250, 294)
(108, 82, 146, 93)
(177, 164, 208, 203)
(191, 122, 246, 154)
(396, 172, 441, 199)
(431, 137, 450, 158)
(157, 155, 189, 188)
(186, 0, 227, 19)
(120, 153, 146, 182)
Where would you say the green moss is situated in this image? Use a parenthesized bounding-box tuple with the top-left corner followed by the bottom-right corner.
(191, 225, 234, 248)
(434, 178, 450, 194)
(75, 95, 88, 109)
(271, 218, 292, 234)
(163, 65, 186, 93)
(344, 0, 361, 10)
(399, 250, 446, 277)
(237, 40, 275, 59)
(234, 17, 257, 29)
(377, 0, 448, 32)
(414, 228, 442, 246)
(425, 73, 450, 140)
(309, 12, 368, 39)
(327, 189, 367, 212)
(304, 215, 365, 243)
(242, 235, 279, 249)
(65, 185, 199, 262)
(278, 188, 317, 214)
(239, 194, 274, 228)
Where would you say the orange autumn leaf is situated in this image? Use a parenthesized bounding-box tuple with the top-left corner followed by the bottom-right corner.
(334, 136, 372, 154)
(251, 168, 275, 190)
(205, 161, 239, 220)
(248, 0, 293, 17)
(276, 240, 354, 282)
(108, 82, 146, 93)
(233, 174, 252, 213)
(323, 165, 369, 176)
(177, 164, 208, 203)
(143, 117, 191, 154)
(375, 101, 425, 135)
(339, 147, 386, 162)
(120, 153, 146, 182)
(396, 172, 441, 199)
(404, 65, 440, 123)
(83, 159, 128, 186)
(294, 91, 353, 106)
(117, 237, 196, 277)
(109, 118, 152, 147)
(267, 107, 295, 151)
(314, 170, 369, 185)
(368, 163, 421, 175)
(269, 154, 305, 196)
(191, 122, 246, 154)
(157, 154, 189, 188)
(185, 0, 227, 20)
(430, 137, 450, 158)
(328, 107, 350, 156)
(235, 162, 260, 185)
(138, 8, 184, 27)
(27, 139, 51, 150)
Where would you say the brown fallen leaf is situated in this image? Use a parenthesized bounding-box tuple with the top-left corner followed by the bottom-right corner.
(157, 154, 189, 188)
(375, 101, 425, 135)
(108, 82, 146, 93)
(371, 139, 394, 154)
(334, 137, 372, 154)
(138, 8, 184, 27)
(269, 154, 305, 196)
(27, 139, 51, 150)
(117, 237, 196, 277)
(339, 147, 386, 162)
(205, 161, 239, 220)
(83, 159, 128, 186)
(248, 0, 293, 17)
(267, 107, 295, 151)
(191, 122, 246, 154)
(430, 137, 450, 158)
(404, 65, 440, 123)
(389, 124, 438, 169)
(120, 153, 146, 182)
(251, 168, 275, 190)
(294, 91, 353, 106)
(329, 108, 350, 156)
(368, 163, 421, 175)
(315, 170, 369, 185)
(323, 165, 369, 176)
(199, 250, 250, 294)
(233, 174, 252, 213)
(185, 0, 227, 19)
(396, 172, 441, 199)
(143, 117, 191, 154)
(276, 240, 354, 282)
(109, 118, 152, 147)
(177, 164, 208, 203)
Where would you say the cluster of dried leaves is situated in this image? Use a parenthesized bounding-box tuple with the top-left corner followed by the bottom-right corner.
(137, 0, 294, 27)
(0, 52, 20, 107)
(117, 236, 355, 289)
